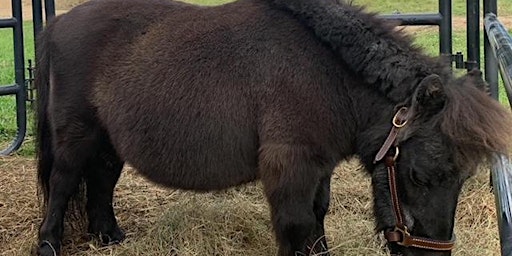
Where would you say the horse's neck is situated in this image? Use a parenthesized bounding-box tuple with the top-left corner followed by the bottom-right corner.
(349, 88, 397, 168)
(269, 0, 449, 103)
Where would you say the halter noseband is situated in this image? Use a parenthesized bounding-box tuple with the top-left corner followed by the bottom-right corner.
(374, 107, 456, 252)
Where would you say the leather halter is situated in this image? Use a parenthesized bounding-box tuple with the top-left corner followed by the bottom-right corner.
(373, 107, 456, 251)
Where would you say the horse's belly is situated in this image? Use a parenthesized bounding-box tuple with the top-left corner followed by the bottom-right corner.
(110, 117, 259, 191)
(132, 158, 259, 191)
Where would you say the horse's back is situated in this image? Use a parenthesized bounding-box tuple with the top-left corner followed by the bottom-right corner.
(44, 0, 347, 190)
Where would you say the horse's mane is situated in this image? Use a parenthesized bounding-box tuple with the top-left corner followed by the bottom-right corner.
(440, 80, 512, 172)
(268, 0, 452, 104)
(268, 0, 512, 171)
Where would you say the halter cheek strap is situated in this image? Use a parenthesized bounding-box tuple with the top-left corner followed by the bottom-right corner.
(374, 107, 409, 163)
(374, 107, 456, 252)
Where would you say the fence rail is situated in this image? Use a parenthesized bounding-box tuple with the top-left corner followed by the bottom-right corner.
(0, 0, 27, 155)
(484, 13, 512, 256)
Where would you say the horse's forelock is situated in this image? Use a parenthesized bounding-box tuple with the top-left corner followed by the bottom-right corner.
(440, 83, 512, 172)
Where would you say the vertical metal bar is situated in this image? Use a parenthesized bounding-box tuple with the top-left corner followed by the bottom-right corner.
(492, 154, 512, 256)
(439, 0, 452, 60)
(1, 0, 27, 155)
(484, 0, 499, 100)
(44, 0, 56, 21)
(466, 0, 480, 70)
(485, 13, 512, 255)
(32, 0, 43, 40)
(485, 14, 512, 107)
(483, 0, 499, 227)
(27, 59, 34, 104)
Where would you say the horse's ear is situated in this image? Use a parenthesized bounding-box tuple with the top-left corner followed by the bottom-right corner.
(468, 68, 482, 78)
(411, 74, 446, 114)
(466, 68, 489, 93)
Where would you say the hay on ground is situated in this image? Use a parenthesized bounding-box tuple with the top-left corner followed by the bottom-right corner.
(0, 156, 500, 256)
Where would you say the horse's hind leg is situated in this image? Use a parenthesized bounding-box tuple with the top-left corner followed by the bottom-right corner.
(85, 138, 125, 244)
(259, 144, 332, 256)
(37, 125, 97, 256)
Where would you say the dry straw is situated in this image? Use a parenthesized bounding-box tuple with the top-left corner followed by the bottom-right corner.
(0, 156, 500, 256)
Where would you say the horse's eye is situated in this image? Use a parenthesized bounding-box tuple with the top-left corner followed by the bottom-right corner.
(409, 168, 429, 187)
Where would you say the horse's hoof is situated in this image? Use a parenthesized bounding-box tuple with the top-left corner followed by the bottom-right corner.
(36, 240, 59, 256)
(98, 227, 125, 245)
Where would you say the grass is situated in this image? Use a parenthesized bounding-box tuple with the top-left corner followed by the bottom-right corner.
(411, 30, 511, 104)
(0, 22, 34, 84)
(0, 22, 35, 156)
(351, 0, 512, 16)
(52, 0, 512, 13)
(181, 0, 512, 14)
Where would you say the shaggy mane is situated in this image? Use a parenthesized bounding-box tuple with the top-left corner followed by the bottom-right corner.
(441, 83, 512, 172)
(268, 0, 452, 103)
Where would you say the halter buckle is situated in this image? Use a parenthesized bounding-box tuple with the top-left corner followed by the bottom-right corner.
(394, 225, 411, 246)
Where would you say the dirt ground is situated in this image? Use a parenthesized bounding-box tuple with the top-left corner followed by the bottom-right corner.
(0, 0, 67, 19)
(0, 0, 34, 19)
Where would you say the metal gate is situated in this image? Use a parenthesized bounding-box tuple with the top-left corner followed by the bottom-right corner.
(381, 0, 482, 72)
(0, 0, 26, 155)
(0, 0, 54, 155)
(485, 12, 512, 256)
(33, 0, 56, 38)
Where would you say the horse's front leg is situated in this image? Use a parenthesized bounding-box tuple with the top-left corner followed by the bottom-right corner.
(311, 175, 332, 254)
(259, 143, 332, 256)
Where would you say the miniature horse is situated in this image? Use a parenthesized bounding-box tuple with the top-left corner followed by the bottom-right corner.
(35, 0, 511, 255)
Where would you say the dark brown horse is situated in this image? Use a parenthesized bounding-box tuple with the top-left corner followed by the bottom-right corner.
(35, 0, 511, 255)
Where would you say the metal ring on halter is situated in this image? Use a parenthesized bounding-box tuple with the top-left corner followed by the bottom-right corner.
(392, 147, 400, 161)
(392, 107, 409, 128)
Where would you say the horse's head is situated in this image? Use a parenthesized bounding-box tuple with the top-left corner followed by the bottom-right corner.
(359, 70, 511, 255)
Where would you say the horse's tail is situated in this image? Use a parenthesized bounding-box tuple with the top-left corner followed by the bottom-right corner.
(35, 27, 53, 206)
(35, 21, 87, 224)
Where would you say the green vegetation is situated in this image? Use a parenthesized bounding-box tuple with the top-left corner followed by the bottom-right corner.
(412, 30, 510, 104)
(0, 22, 34, 85)
(350, 0, 512, 16)
(1, 1, 511, 155)
(180, 0, 512, 15)
(0, 22, 35, 156)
